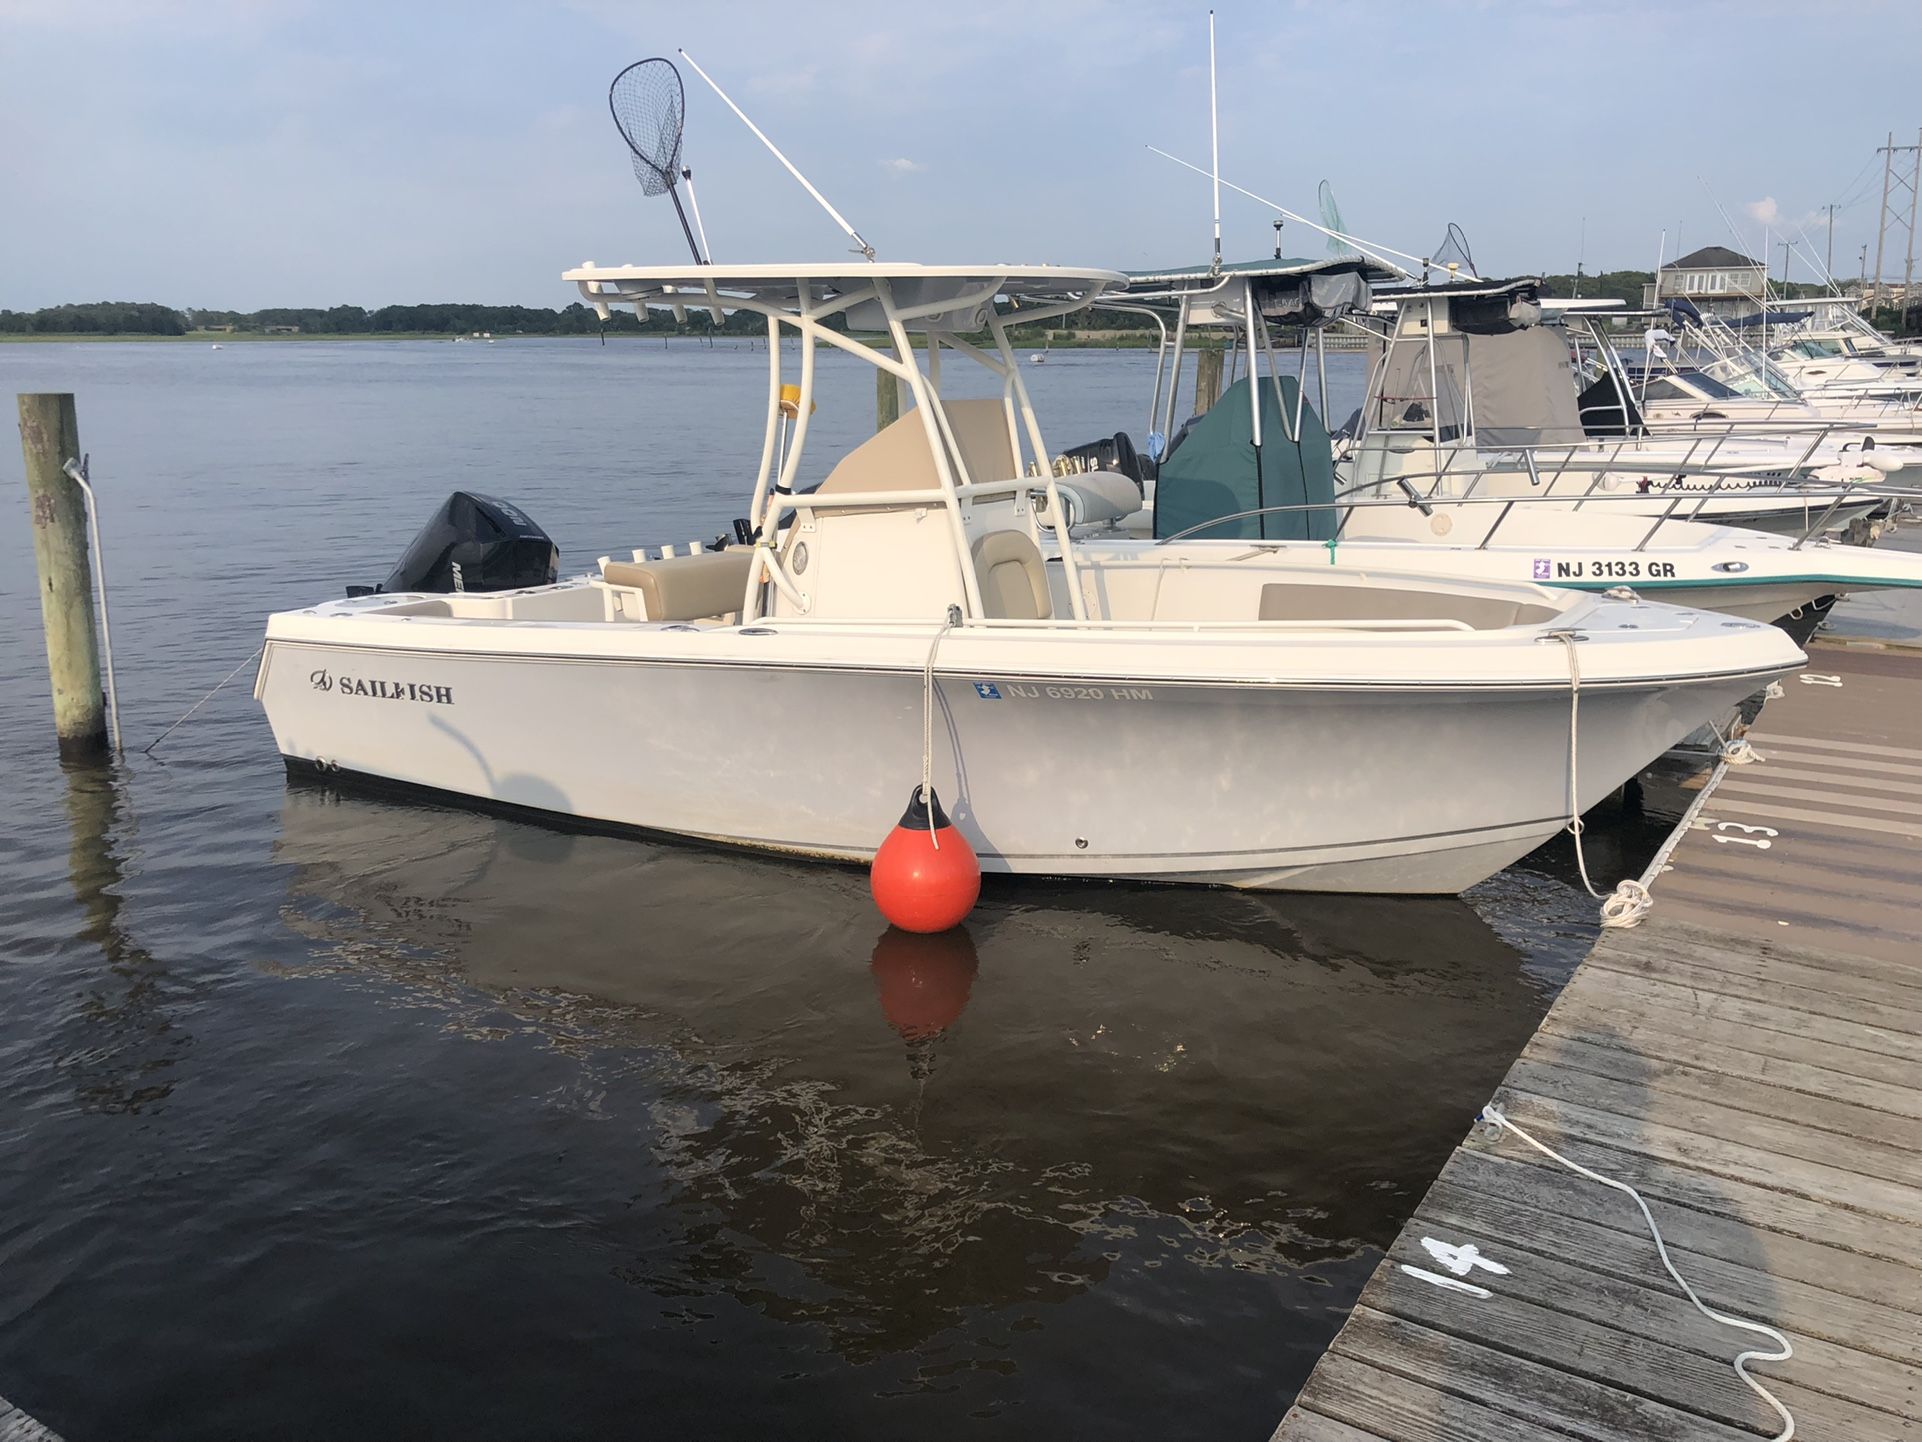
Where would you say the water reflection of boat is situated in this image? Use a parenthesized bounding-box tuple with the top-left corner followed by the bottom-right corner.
(272, 777, 1553, 1360)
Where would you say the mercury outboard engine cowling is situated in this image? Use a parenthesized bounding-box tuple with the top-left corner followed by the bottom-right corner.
(381, 491, 557, 594)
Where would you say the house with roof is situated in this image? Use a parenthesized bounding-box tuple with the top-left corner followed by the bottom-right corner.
(1639, 245, 1768, 317)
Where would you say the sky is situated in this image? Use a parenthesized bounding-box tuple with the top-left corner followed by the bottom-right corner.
(3, 0, 1920, 311)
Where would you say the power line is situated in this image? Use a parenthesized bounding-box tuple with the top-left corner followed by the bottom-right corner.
(1832, 149, 1882, 210)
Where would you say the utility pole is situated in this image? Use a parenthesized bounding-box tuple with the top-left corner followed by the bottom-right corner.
(1824, 202, 1836, 278)
(1778, 239, 1794, 289)
(1870, 130, 1922, 312)
(1908, 126, 1921, 313)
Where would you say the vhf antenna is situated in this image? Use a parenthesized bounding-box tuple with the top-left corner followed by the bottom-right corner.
(1208, 10, 1222, 275)
(678, 47, 876, 261)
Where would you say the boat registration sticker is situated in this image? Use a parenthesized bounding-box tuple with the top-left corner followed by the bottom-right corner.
(973, 682, 1002, 699)
(1533, 559, 1678, 580)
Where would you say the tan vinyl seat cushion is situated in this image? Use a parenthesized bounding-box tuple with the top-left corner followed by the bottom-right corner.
(972, 530, 1052, 621)
(1257, 582, 1555, 630)
(815, 397, 1017, 496)
(602, 549, 753, 622)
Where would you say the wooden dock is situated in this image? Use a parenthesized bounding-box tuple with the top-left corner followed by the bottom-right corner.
(0, 1397, 63, 1442)
(1274, 638, 1922, 1442)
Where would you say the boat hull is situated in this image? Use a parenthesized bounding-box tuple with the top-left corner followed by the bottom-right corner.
(257, 638, 1785, 895)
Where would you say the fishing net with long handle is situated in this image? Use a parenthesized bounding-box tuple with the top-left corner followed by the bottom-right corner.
(1318, 180, 1357, 258)
(1432, 222, 1478, 279)
(609, 58, 705, 263)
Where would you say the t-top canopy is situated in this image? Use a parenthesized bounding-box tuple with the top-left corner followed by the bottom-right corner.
(1117, 256, 1392, 326)
(1372, 276, 1546, 334)
(563, 261, 1124, 331)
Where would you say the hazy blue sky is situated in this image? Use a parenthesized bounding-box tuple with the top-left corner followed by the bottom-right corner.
(3, 0, 1919, 309)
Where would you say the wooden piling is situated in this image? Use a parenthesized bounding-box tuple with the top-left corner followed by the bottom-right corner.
(876, 369, 902, 432)
(17, 393, 107, 761)
(1194, 346, 1224, 414)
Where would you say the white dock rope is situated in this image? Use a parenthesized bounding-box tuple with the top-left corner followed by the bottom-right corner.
(1552, 631, 1649, 926)
(1720, 736, 1762, 765)
(1596, 879, 1653, 928)
(919, 612, 957, 847)
(1479, 1104, 1796, 1441)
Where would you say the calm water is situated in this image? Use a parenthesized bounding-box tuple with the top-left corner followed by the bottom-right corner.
(1, 340, 1631, 1440)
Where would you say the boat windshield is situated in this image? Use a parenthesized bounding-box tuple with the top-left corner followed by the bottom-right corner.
(1704, 355, 1800, 401)
(1670, 369, 1742, 400)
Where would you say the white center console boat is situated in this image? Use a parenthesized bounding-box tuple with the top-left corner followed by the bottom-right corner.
(255, 262, 1803, 895)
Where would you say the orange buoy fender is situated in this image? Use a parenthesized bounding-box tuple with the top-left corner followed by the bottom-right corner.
(870, 786, 980, 933)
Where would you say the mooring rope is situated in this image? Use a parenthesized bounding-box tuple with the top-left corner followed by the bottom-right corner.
(919, 614, 957, 848)
(143, 646, 264, 756)
(1480, 1104, 1796, 1440)
(1552, 631, 1653, 928)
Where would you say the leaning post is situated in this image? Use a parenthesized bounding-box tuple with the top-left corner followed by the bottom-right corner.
(17, 393, 108, 760)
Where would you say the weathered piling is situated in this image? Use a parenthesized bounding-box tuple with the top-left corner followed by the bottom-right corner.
(17, 393, 107, 761)
(1194, 346, 1224, 413)
(876, 369, 902, 432)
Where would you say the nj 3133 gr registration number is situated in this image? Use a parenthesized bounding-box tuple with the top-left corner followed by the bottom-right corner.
(1533, 559, 1679, 581)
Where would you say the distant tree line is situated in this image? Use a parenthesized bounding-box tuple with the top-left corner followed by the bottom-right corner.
(0, 299, 766, 337)
(0, 301, 187, 335)
(0, 296, 1169, 339)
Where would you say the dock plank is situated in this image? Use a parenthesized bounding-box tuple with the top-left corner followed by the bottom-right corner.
(1329, 1309, 1764, 1442)
(1565, 950, 1922, 1036)
(1275, 641, 1922, 1442)
(1362, 1234, 1914, 1437)
(1409, 1184, 1922, 1371)
(1271, 1351, 1575, 1442)
(1437, 1148, 1922, 1305)
(1587, 924, 1922, 1006)
(1491, 1085, 1922, 1223)
(1536, 1011, 1922, 1122)
(1553, 965, 1922, 1065)
(1461, 1122, 1922, 1267)
(1501, 1057, 1922, 1179)
(0, 1399, 64, 1442)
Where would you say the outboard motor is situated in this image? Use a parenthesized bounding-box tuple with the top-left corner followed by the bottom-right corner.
(1060, 431, 1151, 485)
(377, 491, 557, 594)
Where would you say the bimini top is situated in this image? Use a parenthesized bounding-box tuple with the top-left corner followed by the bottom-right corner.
(563, 261, 1125, 331)
(1116, 255, 1393, 327)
